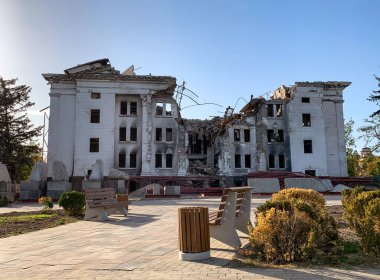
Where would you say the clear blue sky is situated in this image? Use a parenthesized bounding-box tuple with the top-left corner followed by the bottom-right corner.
(1, 0, 379, 151)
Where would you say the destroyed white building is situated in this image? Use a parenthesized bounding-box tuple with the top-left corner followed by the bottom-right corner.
(43, 59, 349, 188)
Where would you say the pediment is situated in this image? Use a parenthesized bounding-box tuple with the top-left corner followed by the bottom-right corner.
(64, 58, 119, 75)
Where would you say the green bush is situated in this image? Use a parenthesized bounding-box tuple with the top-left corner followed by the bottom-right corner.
(248, 188, 340, 264)
(58, 191, 85, 216)
(342, 188, 380, 255)
(0, 195, 9, 207)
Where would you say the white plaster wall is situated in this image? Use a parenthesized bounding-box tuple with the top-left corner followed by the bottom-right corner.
(322, 97, 348, 176)
(47, 83, 76, 178)
(73, 84, 116, 176)
(287, 87, 328, 175)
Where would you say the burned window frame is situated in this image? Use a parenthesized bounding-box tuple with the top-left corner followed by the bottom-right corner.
(91, 92, 101, 99)
(89, 138, 99, 153)
(276, 104, 283, 117)
(166, 128, 173, 142)
(304, 140, 313, 153)
(155, 153, 162, 168)
(305, 169, 316, 176)
(130, 102, 137, 116)
(235, 154, 241, 168)
(166, 154, 173, 168)
(302, 113, 311, 127)
(268, 154, 275, 169)
(130, 127, 137, 141)
(156, 101, 173, 116)
(244, 129, 250, 142)
(267, 104, 274, 117)
(302, 97, 310, 103)
(90, 109, 100, 123)
(120, 101, 128, 115)
(279, 154, 285, 168)
(245, 154, 251, 168)
(156, 128, 162, 142)
(118, 152, 126, 168)
(119, 127, 126, 141)
(234, 129, 241, 142)
(130, 153, 137, 168)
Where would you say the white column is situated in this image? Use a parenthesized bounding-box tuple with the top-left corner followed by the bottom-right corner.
(140, 94, 153, 175)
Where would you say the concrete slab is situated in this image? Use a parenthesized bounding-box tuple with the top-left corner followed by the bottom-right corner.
(248, 178, 280, 193)
(284, 178, 333, 192)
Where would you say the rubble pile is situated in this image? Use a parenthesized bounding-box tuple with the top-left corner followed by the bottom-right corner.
(187, 160, 219, 176)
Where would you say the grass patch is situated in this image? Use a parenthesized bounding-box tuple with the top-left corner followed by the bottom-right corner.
(0, 210, 81, 238)
(0, 213, 54, 223)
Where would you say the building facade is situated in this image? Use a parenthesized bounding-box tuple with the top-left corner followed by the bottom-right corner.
(43, 59, 350, 185)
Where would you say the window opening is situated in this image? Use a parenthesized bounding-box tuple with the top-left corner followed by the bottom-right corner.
(130, 127, 137, 141)
(90, 109, 100, 123)
(90, 138, 99, 152)
(119, 127, 126, 141)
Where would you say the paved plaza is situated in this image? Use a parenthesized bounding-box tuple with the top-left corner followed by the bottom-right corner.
(0, 196, 379, 280)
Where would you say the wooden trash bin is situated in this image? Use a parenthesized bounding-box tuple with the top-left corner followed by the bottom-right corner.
(178, 207, 210, 261)
(116, 194, 128, 211)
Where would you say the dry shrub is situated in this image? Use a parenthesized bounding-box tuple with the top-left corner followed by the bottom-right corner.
(249, 188, 340, 264)
(342, 188, 380, 255)
(272, 188, 325, 209)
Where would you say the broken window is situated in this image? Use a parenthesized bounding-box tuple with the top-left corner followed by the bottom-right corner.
(234, 129, 240, 141)
(155, 153, 162, 168)
(166, 128, 173, 142)
(245, 154, 251, 168)
(276, 105, 283, 117)
(279, 154, 285, 168)
(302, 113, 311, 127)
(130, 127, 137, 141)
(277, 130, 284, 142)
(119, 127, 126, 141)
(235, 154, 241, 168)
(268, 154, 275, 168)
(130, 154, 136, 168)
(302, 97, 310, 103)
(267, 130, 274, 142)
(244, 129, 250, 142)
(120, 101, 128, 115)
(166, 154, 173, 168)
(156, 102, 164, 115)
(119, 152, 126, 168)
(89, 138, 99, 153)
(156, 128, 162, 142)
(267, 104, 274, 117)
(166, 103, 172, 116)
(130, 102, 137, 115)
(304, 140, 313, 153)
(91, 92, 100, 99)
(90, 109, 100, 123)
(305, 169, 316, 176)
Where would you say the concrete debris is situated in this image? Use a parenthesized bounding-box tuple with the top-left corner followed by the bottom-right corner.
(248, 178, 281, 193)
(331, 184, 351, 193)
(0, 163, 11, 183)
(284, 178, 333, 192)
(52, 161, 68, 181)
(89, 159, 103, 180)
(108, 168, 129, 180)
(188, 160, 218, 176)
(129, 183, 161, 199)
(29, 161, 48, 182)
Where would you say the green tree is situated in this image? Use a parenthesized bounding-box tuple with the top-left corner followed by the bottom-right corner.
(345, 119, 360, 176)
(369, 74, 380, 117)
(359, 115, 380, 153)
(0, 77, 42, 182)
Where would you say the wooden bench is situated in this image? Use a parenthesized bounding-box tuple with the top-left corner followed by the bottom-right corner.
(84, 188, 129, 221)
(209, 186, 252, 247)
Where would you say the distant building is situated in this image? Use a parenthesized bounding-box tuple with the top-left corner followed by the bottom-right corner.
(43, 59, 350, 187)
